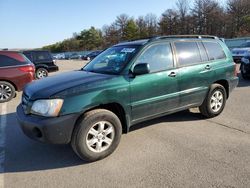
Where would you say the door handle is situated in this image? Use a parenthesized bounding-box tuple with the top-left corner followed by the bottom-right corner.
(168, 72, 176, 77)
(205, 65, 211, 70)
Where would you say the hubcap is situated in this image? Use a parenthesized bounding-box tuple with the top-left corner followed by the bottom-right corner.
(210, 90, 223, 113)
(0, 84, 12, 101)
(86, 121, 115, 153)
(37, 70, 47, 78)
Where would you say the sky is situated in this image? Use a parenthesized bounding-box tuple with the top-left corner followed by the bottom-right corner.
(0, 0, 226, 49)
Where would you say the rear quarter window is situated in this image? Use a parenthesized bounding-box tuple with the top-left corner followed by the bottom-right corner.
(33, 51, 52, 61)
(203, 42, 226, 61)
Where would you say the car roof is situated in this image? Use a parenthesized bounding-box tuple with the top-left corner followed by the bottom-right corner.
(114, 35, 220, 47)
(22, 50, 50, 53)
(0, 50, 20, 53)
(114, 39, 149, 47)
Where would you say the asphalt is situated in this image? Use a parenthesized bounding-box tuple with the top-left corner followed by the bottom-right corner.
(1, 61, 250, 188)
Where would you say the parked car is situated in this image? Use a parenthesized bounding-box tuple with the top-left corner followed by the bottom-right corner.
(17, 35, 238, 162)
(69, 54, 82, 60)
(82, 50, 102, 60)
(231, 41, 250, 63)
(22, 50, 59, 79)
(0, 51, 35, 103)
(240, 53, 250, 79)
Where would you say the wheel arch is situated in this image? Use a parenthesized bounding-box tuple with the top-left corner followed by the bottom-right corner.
(213, 79, 229, 99)
(0, 79, 18, 91)
(76, 102, 129, 134)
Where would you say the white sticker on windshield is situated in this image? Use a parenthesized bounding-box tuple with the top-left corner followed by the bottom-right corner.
(121, 48, 135, 53)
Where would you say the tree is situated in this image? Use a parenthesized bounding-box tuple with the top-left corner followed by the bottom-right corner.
(115, 14, 130, 39)
(227, 0, 250, 37)
(159, 9, 179, 35)
(176, 0, 190, 34)
(123, 19, 139, 40)
(78, 27, 103, 50)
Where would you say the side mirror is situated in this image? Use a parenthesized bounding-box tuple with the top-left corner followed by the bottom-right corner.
(133, 63, 150, 75)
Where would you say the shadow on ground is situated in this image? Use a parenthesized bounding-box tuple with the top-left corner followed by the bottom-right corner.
(3, 108, 203, 173)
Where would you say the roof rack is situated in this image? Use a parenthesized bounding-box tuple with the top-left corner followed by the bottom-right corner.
(148, 35, 219, 42)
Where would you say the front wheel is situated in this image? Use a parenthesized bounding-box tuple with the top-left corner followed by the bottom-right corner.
(71, 109, 122, 162)
(199, 84, 226, 118)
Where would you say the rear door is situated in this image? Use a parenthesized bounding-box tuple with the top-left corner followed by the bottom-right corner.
(173, 41, 212, 107)
(130, 42, 180, 122)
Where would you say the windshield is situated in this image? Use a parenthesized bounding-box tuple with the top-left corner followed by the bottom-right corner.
(83, 45, 140, 74)
(241, 42, 250, 48)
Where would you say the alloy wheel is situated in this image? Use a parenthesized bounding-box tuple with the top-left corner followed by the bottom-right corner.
(86, 121, 115, 153)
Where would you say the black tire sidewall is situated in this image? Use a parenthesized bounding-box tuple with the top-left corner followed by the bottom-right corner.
(73, 110, 122, 161)
(36, 68, 48, 79)
(0, 81, 15, 103)
(206, 85, 226, 116)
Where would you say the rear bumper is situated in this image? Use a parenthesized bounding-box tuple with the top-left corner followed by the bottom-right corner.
(228, 76, 239, 94)
(47, 65, 59, 73)
(16, 104, 78, 144)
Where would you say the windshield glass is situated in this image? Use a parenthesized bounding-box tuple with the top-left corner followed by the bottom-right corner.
(241, 42, 250, 47)
(83, 45, 140, 74)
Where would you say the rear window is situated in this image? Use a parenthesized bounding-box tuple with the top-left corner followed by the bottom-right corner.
(0, 53, 30, 67)
(0, 55, 19, 67)
(175, 42, 202, 66)
(23, 52, 33, 61)
(33, 51, 52, 61)
(203, 42, 226, 60)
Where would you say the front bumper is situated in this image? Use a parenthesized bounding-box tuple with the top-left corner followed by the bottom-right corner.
(16, 104, 79, 144)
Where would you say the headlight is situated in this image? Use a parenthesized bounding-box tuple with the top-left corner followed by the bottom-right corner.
(31, 99, 64, 117)
(241, 57, 250, 64)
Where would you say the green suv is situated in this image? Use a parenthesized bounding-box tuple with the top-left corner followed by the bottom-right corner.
(17, 35, 238, 161)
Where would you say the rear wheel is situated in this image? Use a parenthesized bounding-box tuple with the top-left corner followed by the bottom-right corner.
(36, 68, 48, 79)
(199, 84, 226, 118)
(71, 109, 122, 162)
(0, 81, 15, 103)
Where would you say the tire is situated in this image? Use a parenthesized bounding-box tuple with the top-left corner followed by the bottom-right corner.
(71, 109, 122, 162)
(199, 84, 226, 118)
(36, 68, 48, 79)
(241, 63, 250, 80)
(0, 81, 16, 103)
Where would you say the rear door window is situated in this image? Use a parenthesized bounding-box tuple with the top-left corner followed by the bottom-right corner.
(203, 42, 226, 61)
(174, 42, 202, 66)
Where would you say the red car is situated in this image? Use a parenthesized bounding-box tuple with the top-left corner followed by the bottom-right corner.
(0, 51, 35, 103)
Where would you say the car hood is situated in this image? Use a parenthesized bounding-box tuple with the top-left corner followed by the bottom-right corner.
(24, 70, 115, 100)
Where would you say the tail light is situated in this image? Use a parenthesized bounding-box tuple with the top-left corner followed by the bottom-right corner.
(18, 65, 35, 73)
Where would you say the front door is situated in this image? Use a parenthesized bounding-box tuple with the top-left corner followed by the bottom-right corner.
(129, 42, 179, 122)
